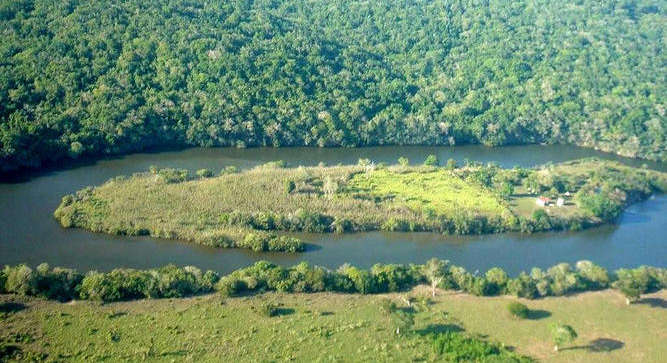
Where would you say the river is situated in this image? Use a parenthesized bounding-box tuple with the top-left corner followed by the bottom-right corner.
(0, 144, 665, 275)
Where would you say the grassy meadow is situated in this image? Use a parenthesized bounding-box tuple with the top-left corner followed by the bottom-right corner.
(53, 158, 667, 251)
(1, 288, 665, 362)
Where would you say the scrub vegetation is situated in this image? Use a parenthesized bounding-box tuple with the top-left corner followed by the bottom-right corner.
(1, 260, 664, 304)
(54, 158, 667, 251)
(1, 0, 666, 174)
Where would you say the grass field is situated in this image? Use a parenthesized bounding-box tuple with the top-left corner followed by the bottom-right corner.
(1, 288, 665, 362)
(346, 169, 509, 217)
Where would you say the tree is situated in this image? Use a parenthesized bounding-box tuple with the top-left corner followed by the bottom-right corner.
(398, 156, 409, 167)
(424, 258, 447, 297)
(550, 323, 577, 352)
(614, 268, 651, 305)
(424, 154, 439, 167)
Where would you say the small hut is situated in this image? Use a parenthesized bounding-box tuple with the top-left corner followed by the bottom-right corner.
(536, 196, 550, 207)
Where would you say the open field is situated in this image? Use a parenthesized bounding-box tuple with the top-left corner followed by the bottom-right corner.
(1, 288, 665, 362)
(53, 159, 667, 251)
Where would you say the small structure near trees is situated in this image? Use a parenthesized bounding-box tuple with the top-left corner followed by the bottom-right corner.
(556, 197, 565, 207)
(536, 196, 551, 207)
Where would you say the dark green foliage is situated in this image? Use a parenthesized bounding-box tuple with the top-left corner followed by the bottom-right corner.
(77, 265, 217, 302)
(432, 332, 531, 362)
(155, 168, 189, 184)
(424, 154, 439, 167)
(196, 169, 214, 178)
(34, 263, 83, 302)
(255, 302, 279, 317)
(613, 266, 664, 303)
(284, 180, 296, 194)
(1, 261, 664, 304)
(237, 233, 304, 253)
(507, 302, 529, 319)
(531, 209, 551, 230)
(2, 0, 664, 174)
(2, 265, 36, 296)
(575, 191, 623, 222)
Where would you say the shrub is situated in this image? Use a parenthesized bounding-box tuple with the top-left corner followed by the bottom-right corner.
(371, 264, 418, 292)
(445, 158, 457, 170)
(432, 332, 529, 362)
(3, 265, 36, 296)
(613, 267, 654, 304)
(424, 154, 439, 166)
(397, 157, 409, 167)
(507, 302, 529, 319)
(156, 168, 189, 183)
(152, 265, 201, 298)
(216, 276, 247, 297)
(484, 267, 509, 295)
(34, 263, 83, 301)
(256, 302, 279, 317)
(339, 265, 376, 294)
(531, 209, 551, 230)
(79, 269, 154, 302)
(220, 166, 239, 175)
(506, 273, 538, 299)
(284, 180, 296, 194)
(546, 263, 579, 296)
(196, 168, 214, 178)
(575, 261, 609, 290)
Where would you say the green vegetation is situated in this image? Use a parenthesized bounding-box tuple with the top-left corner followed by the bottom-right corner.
(2, 288, 666, 361)
(54, 158, 667, 251)
(550, 324, 578, 352)
(1, 0, 665, 173)
(2, 260, 665, 304)
(432, 331, 530, 362)
(508, 302, 530, 319)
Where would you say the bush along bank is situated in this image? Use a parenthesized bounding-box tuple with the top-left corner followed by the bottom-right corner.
(1, 260, 664, 303)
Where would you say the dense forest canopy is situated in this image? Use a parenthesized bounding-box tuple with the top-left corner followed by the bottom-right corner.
(1, 0, 665, 172)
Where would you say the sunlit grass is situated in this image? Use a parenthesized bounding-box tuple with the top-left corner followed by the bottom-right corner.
(2, 289, 665, 362)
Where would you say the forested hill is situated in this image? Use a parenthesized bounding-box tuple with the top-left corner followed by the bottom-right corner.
(1, 0, 665, 172)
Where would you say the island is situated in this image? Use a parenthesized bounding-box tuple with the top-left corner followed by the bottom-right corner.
(53, 157, 667, 253)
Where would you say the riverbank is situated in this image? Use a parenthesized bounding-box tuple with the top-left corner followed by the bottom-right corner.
(1, 289, 665, 362)
(54, 158, 667, 252)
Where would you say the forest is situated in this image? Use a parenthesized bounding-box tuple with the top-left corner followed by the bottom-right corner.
(1, 0, 665, 172)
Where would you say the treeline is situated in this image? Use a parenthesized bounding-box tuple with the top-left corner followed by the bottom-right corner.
(1, 0, 665, 173)
(1, 260, 664, 303)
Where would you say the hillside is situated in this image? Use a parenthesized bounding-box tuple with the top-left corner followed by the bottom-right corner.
(1, 0, 665, 172)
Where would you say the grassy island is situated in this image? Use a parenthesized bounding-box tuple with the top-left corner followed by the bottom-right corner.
(54, 158, 667, 252)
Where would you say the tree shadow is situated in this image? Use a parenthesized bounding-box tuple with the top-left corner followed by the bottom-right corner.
(526, 309, 551, 320)
(0, 302, 27, 314)
(637, 298, 667, 309)
(561, 338, 624, 353)
(273, 308, 295, 316)
(587, 338, 624, 352)
(414, 323, 464, 336)
(302, 243, 323, 252)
